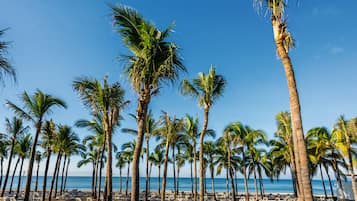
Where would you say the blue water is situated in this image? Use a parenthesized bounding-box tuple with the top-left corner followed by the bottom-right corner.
(2, 176, 335, 195)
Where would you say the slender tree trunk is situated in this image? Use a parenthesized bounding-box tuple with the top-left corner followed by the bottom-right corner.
(319, 164, 327, 198)
(54, 154, 62, 198)
(126, 162, 130, 196)
(145, 137, 149, 201)
(346, 139, 357, 200)
(289, 142, 299, 197)
(235, 169, 238, 194)
(324, 165, 334, 198)
(210, 162, 217, 201)
(119, 168, 122, 193)
(258, 167, 264, 198)
(190, 162, 193, 195)
(64, 158, 70, 192)
(193, 141, 197, 201)
(60, 155, 67, 195)
(158, 165, 161, 194)
(226, 168, 229, 199)
(42, 149, 51, 201)
(105, 124, 113, 201)
(49, 152, 61, 201)
(332, 158, 344, 200)
(24, 120, 43, 201)
(242, 153, 249, 201)
(35, 159, 40, 192)
(2, 133, 17, 196)
(290, 165, 298, 197)
(16, 158, 24, 198)
(99, 153, 104, 200)
(92, 163, 96, 198)
(253, 168, 258, 200)
(94, 153, 100, 199)
(161, 141, 170, 201)
(172, 146, 177, 199)
(149, 162, 152, 194)
(199, 107, 209, 201)
(0, 158, 3, 190)
(229, 168, 236, 201)
(131, 95, 149, 201)
(9, 157, 20, 193)
(272, 17, 313, 201)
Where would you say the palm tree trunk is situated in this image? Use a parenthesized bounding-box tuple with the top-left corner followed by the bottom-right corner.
(289, 142, 299, 197)
(229, 167, 236, 201)
(16, 158, 24, 198)
(346, 140, 357, 200)
(105, 125, 113, 201)
(319, 164, 327, 198)
(64, 158, 70, 192)
(24, 120, 43, 201)
(119, 168, 122, 193)
(145, 137, 149, 201)
(332, 158, 344, 200)
(190, 162, 193, 195)
(210, 163, 216, 201)
(2, 135, 16, 196)
(9, 157, 20, 193)
(35, 160, 40, 192)
(99, 153, 104, 200)
(172, 146, 177, 199)
(242, 153, 249, 201)
(272, 17, 313, 201)
(60, 155, 67, 195)
(49, 152, 61, 201)
(177, 165, 180, 193)
(42, 149, 51, 201)
(235, 170, 238, 194)
(226, 168, 229, 199)
(324, 165, 334, 198)
(161, 141, 170, 201)
(131, 96, 149, 201)
(193, 141, 197, 201)
(0, 158, 3, 189)
(158, 165, 161, 194)
(253, 168, 258, 200)
(199, 107, 209, 201)
(54, 154, 62, 198)
(258, 167, 264, 198)
(94, 153, 100, 199)
(149, 162, 152, 194)
(125, 162, 130, 196)
(91, 163, 96, 198)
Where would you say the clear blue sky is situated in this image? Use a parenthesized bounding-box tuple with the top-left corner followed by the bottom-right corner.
(0, 0, 356, 178)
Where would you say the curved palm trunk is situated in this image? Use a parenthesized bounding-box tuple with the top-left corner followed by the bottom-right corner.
(145, 137, 149, 201)
(161, 141, 170, 201)
(24, 120, 43, 201)
(131, 96, 149, 201)
(158, 165, 161, 194)
(323, 165, 334, 198)
(199, 107, 209, 201)
(42, 149, 51, 201)
(64, 158, 70, 192)
(2, 134, 17, 196)
(193, 142, 197, 201)
(60, 155, 67, 195)
(9, 157, 20, 193)
(272, 16, 313, 201)
(125, 162, 130, 196)
(54, 154, 62, 198)
(35, 159, 40, 192)
(49, 152, 61, 201)
(319, 164, 327, 198)
(15, 158, 24, 198)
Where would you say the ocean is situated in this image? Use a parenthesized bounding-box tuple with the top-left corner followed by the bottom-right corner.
(3, 176, 335, 195)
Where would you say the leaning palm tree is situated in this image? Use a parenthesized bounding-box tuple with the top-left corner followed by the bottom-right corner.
(15, 133, 32, 198)
(0, 29, 16, 85)
(73, 76, 128, 201)
(1, 117, 28, 196)
(253, 1, 313, 200)
(180, 67, 226, 201)
(6, 90, 67, 201)
(111, 5, 185, 201)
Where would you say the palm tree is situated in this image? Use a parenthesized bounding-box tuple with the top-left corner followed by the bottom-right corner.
(180, 66, 226, 201)
(6, 90, 67, 201)
(34, 151, 42, 192)
(253, 1, 313, 200)
(73, 76, 128, 201)
(111, 5, 185, 201)
(78, 149, 99, 198)
(0, 29, 16, 85)
(15, 133, 32, 198)
(332, 116, 357, 199)
(115, 152, 126, 194)
(203, 141, 217, 201)
(1, 117, 28, 196)
(41, 120, 56, 201)
(149, 147, 165, 194)
(0, 135, 8, 189)
(121, 141, 136, 196)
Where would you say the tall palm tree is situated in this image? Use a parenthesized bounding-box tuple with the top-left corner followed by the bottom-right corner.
(15, 133, 32, 198)
(34, 151, 42, 192)
(253, 1, 313, 200)
(180, 67, 226, 201)
(332, 116, 357, 199)
(6, 90, 67, 201)
(111, 5, 185, 201)
(0, 29, 16, 85)
(73, 76, 128, 201)
(41, 120, 56, 201)
(1, 117, 28, 196)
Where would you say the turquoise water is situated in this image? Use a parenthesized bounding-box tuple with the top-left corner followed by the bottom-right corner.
(3, 176, 335, 195)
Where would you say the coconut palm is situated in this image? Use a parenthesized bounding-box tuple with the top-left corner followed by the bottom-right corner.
(6, 90, 67, 201)
(15, 133, 32, 198)
(78, 149, 99, 198)
(111, 5, 185, 201)
(253, 1, 312, 200)
(203, 141, 217, 201)
(34, 151, 42, 192)
(0, 29, 16, 85)
(1, 117, 28, 196)
(180, 66, 226, 201)
(150, 147, 165, 194)
(41, 120, 56, 201)
(73, 76, 128, 201)
(116, 151, 126, 193)
(121, 141, 136, 196)
(0, 135, 8, 189)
